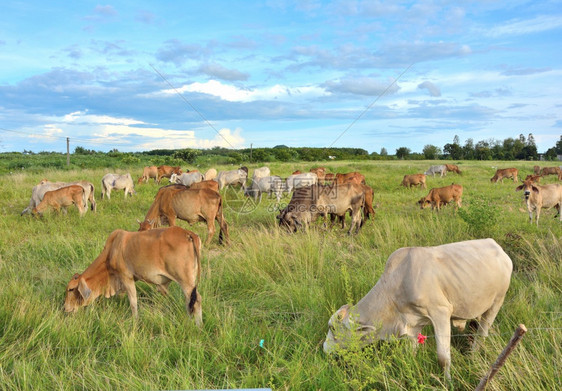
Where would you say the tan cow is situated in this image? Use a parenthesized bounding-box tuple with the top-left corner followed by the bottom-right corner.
(24, 179, 97, 213)
(418, 184, 463, 211)
(64, 226, 202, 325)
(191, 180, 220, 192)
(335, 172, 366, 185)
(204, 168, 217, 181)
(32, 185, 87, 217)
(490, 168, 518, 183)
(310, 167, 326, 183)
(139, 186, 229, 245)
(139, 166, 158, 184)
(540, 166, 562, 180)
(323, 238, 513, 380)
(445, 164, 462, 174)
(157, 165, 183, 184)
(401, 174, 426, 189)
(515, 180, 562, 225)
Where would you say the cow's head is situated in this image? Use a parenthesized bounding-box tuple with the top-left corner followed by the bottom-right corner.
(515, 180, 539, 200)
(418, 197, 431, 209)
(137, 218, 154, 231)
(276, 210, 301, 232)
(64, 273, 92, 313)
(323, 304, 378, 354)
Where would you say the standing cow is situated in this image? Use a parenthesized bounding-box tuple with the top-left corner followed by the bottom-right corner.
(32, 185, 87, 217)
(215, 169, 248, 190)
(244, 175, 285, 202)
(424, 165, 447, 177)
(101, 173, 136, 200)
(22, 180, 96, 215)
(515, 180, 562, 225)
(323, 238, 513, 380)
(491, 168, 518, 183)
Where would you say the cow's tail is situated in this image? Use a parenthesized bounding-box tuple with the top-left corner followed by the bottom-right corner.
(88, 183, 97, 212)
(216, 195, 229, 245)
(187, 231, 202, 314)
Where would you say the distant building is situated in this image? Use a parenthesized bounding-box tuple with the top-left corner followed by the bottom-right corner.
(328, 155, 336, 160)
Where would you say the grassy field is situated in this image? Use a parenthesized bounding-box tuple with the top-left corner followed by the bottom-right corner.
(0, 160, 560, 390)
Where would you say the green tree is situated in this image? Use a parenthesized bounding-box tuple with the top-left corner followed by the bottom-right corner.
(463, 138, 475, 160)
(555, 135, 562, 154)
(395, 147, 411, 160)
(422, 144, 441, 160)
(544, 147, 558, 161)
(380, 147, 388, 156)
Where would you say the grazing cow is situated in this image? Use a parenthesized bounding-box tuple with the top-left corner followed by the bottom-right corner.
(323, 238, 513, 380)
(64, 226, 203, 325)
(139, 186, 229, 245)
(285, 172, 318, 193)
(171, 172, 204, 187)
(204, 168, 217, 181)
(445, 164, 462, 175)
(310, 167, 326, 183)
(277, 183, 365, 235)
(540, 166, 562, 180)
(332, 183, 376, 228)
(533, 165, 541, 175)
(22, 180, 97, 215)
(490, 168, 518, 183)
(401, 174, 427, 189)
(424, 165, 447, 177)
(32, 185, 87, 217)
(524, 174, 542, 184)
(252, 166, 271, 180)
(418, 184, 463, 211)
(515, 180, 562, 225)
(335, 172, 366, 185)
(190, 180, 220, 193)
(215, 169, 248, 190)
(101, 173, 136, 200)
(139, 166, 158, 184)
(244, 175, 285, 202)
(157, 165, 182, 184)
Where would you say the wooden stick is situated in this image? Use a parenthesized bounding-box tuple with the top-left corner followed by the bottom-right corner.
(475, 324, 527, 391)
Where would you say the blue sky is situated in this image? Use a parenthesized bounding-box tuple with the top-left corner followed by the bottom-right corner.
(1, 1, 561, 154)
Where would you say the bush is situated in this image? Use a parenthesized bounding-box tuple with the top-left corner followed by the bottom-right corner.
(458, 195, 500, 237)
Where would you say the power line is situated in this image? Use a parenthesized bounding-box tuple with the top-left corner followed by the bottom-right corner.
(0, 127, 132, 147)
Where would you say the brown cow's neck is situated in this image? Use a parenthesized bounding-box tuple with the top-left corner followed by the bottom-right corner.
(81, 253, 112, 300)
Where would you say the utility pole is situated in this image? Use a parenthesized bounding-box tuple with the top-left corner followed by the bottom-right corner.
(250, 143, 253, 162)
(66, 137, 70, 166)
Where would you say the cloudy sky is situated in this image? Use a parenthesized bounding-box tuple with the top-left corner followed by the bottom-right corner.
(1, 1, 561, 154)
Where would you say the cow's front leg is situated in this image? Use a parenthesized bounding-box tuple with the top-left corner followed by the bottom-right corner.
(122, 278, 139, 317)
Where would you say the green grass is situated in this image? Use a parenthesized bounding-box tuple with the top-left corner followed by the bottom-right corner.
(0, 160, 560, 390)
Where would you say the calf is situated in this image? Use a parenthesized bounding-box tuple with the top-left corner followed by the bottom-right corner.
(418, 184, 463, 211)
(32, 185, 87, 217)
(64, 227, 202, 325)
(157, 165, 183, 184)
(139, 166, 158, 184)
(540, 166, 562, 180)
(515, 180, 562, 225)
(401, 174, 426, 189)
(490, 168, 518, 183)
(445, 164, 462, 174)
(524, 174, 542, 184)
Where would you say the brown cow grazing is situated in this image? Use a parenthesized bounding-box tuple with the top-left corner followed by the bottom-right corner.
(35, 179, 97, 213)
(32, 185, 87, 217)
(139, 186, 229, 245)
(64, 227, 203, 325)
(540, 166, 562, 180)
(533, 165, 541, 175)
(336, 172, 366, 185)
(310, 167, 326, 183)
(445, 164, 462, 174)
(190, 180, 220, 192)
(418, 184, 463, 211)
(157, 165, 182, 184)
(139, 166, 158, 184)
(515, 180, 562, 225)
(525, 174, 542, 184)
(490, 168, 518, 183)
(401, 174, 426, 189)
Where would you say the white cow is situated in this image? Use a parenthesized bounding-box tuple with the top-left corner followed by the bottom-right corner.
(323, 238, 513, 380)
(424, 165, 447, 177)
(22, 180, 96, 215)
(171, 172, 204, 187)
(285, 172, 318, 193)
(252, 166, 271, 180)
(244, 175, 285, 202)
(515, 180, 562, 225)
(215, 169, 248, 190)
(101, 173, 136, 200)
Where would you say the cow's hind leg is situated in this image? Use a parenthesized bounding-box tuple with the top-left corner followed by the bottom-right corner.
(205, 218, 216, 246)
(471, 298, 505, 350)
(429, 310, 452, 380)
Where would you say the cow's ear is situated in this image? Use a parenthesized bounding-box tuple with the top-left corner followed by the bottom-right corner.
(337, 304, 350, 320)
(78, 278, 91, 300)
(532, 186, 539, 193)
(515, 185, 523, 191)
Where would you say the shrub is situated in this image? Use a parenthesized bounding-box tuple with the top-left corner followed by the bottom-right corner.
(458, 195, 500, 237)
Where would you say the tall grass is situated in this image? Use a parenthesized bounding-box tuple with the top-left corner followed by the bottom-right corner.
(0, 160, 560, 390)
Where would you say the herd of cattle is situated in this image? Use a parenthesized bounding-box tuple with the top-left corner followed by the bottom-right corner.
(20, 162, 562, 379)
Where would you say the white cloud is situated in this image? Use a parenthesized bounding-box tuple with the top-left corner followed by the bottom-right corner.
(161, 80, 329, 102)
(486, 15, 562, 37)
